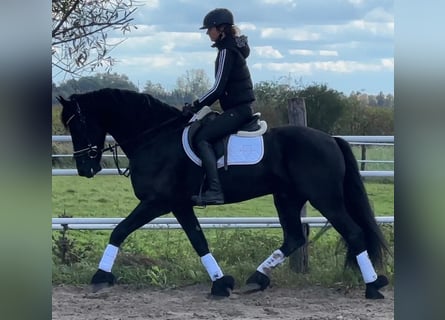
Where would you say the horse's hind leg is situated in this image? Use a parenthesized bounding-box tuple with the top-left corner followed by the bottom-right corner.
(91, 200, 168, 292)
(172, 206, 234, 298)
(243, 193, 307, 293)
(310, 193, 388, 299)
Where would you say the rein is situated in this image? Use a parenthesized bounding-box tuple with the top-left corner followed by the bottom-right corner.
(101, 115, 188, 177)
(104, 144, 130, 177)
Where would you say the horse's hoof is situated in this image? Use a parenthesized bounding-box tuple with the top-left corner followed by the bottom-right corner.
(90, 269, 116, 293)
(211, 275, 235, 297)
(365, 275, 389, 299)
(242, 271, 270, 294)
(91, 282, 113, 293)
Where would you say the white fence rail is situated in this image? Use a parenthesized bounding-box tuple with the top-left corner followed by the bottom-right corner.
(52, 135, 395, 143)
(52, 135, 394, 177)
(52, 168, 394, 177)
(52, 216, 395, 231)
(52, 135, 394, 230)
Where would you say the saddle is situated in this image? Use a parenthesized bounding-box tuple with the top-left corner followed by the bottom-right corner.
(184, 106, 267, 170)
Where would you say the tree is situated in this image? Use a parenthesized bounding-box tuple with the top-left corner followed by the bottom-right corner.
(384, 93, 394, 108)
(333, 98, 363, 135)
(175, 69, 211, 102)
(333, 97, 394, 135)
(298, 84, 347, 134)
(376, 91, 386, 107)
(143, 81, 169, 99)
(52, 72, 138, 103)
(253, 80, 298, 127)
(52, 0, 139, 77)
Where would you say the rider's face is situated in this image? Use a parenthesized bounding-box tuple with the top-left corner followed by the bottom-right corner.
(206, 27, 221, 42)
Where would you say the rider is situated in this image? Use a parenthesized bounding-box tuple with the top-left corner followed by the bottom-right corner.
(188, 8, 255, 205)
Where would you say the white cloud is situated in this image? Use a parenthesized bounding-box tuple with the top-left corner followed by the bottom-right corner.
(161, 43, 175, 53)
(347, 0, 364, 6)
(289, 49, 315, 56)
(253, 59, 393, 75)
(140, 0, 160, 9)
(381, 58, 394, 70)
(253, 62, 312, 74)
(261, 0, 297, 7)
(314, 60, 380, 73)
(364, 7, 394, 22)
(303, 19, 393, 40)
(158, 32, 202, 44)
(288, 49, 338, 57)
(315, 59, 394, 73)
(116, 51, 216, 70)
(254, 46, 283, 58)
(239, 23, 257, 32)
(349, 20, 394, 36)
(261, 28, 320, 41)
(120, 56, 178, 68)
(109, 31, 202, 52)
(319, 50, 338, 57)
(128, 24, 159, 35)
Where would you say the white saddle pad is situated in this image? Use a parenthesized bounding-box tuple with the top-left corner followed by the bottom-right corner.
(182, 126, 264, 168)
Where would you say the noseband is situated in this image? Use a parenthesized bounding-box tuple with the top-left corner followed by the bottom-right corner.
(73, 144, 99, 159)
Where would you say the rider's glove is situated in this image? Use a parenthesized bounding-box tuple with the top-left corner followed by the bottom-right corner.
(182, 101, 201, 116)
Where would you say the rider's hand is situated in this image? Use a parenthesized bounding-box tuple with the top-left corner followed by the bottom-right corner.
(182, 101, 201, 116)
(182, 102, 194, 116)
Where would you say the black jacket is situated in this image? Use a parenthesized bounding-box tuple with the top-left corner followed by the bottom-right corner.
(194, 35, 255, 111)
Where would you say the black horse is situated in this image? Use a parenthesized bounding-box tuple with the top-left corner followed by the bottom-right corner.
(58, 88, 389, 299)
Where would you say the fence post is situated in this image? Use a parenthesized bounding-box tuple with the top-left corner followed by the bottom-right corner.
(360, 144, 367, 171)
(287, 97, 309, 273)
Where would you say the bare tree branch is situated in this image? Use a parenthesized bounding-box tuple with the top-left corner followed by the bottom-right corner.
(52, 0, 140, 78)
(52, 0, 82, 38)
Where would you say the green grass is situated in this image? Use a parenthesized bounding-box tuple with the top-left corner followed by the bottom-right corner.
(52, 175, 394, 289)
(52, 175, 394, 218)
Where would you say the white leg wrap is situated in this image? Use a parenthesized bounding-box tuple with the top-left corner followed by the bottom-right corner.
(201, 253, 223, 281)
(257, 249, 286, 275)
(356, 250, 378, 283)
(98, 244, 119, 272)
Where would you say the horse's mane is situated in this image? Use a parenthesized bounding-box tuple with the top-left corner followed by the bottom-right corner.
(62, 88, 186, 145)
(70, 88, 181, 115)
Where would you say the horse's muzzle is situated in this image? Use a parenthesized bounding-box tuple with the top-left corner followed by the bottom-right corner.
(76, 158, 102, 178)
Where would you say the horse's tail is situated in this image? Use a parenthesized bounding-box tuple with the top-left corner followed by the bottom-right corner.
(334, 137, 389, 268)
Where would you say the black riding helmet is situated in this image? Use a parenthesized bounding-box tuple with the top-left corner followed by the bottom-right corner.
(200, 8, 234, 29)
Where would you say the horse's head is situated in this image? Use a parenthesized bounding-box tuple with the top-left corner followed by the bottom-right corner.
(58, 95, 106, 178)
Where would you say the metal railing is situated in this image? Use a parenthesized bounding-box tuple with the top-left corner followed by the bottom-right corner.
(52, 216, 394, 231)
(52, 135, 394, 177)
(52, 135, 394, 230)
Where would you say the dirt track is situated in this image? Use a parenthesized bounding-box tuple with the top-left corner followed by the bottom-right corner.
(52, 284, 394, 319)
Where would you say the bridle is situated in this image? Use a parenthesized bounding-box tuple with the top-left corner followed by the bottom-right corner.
(72, 144, 100, 159)
(67, 100, 100, 160)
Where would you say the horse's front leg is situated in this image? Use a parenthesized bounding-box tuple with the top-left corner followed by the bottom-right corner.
(91, 200, 169, 292)
(172, 206, 235, 297)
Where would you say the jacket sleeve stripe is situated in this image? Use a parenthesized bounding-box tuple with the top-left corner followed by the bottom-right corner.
(198, 49, 227, 103)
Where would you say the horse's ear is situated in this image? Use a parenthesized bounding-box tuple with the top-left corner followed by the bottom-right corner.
(57, 95, 67, 105)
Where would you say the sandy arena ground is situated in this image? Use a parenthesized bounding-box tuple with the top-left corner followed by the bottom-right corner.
(52, 283, 394, 320)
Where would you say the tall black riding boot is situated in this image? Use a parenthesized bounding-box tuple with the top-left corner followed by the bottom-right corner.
(192, 141, 225, 205)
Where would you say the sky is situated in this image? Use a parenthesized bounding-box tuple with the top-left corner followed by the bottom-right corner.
(53, 0, 394, 95)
